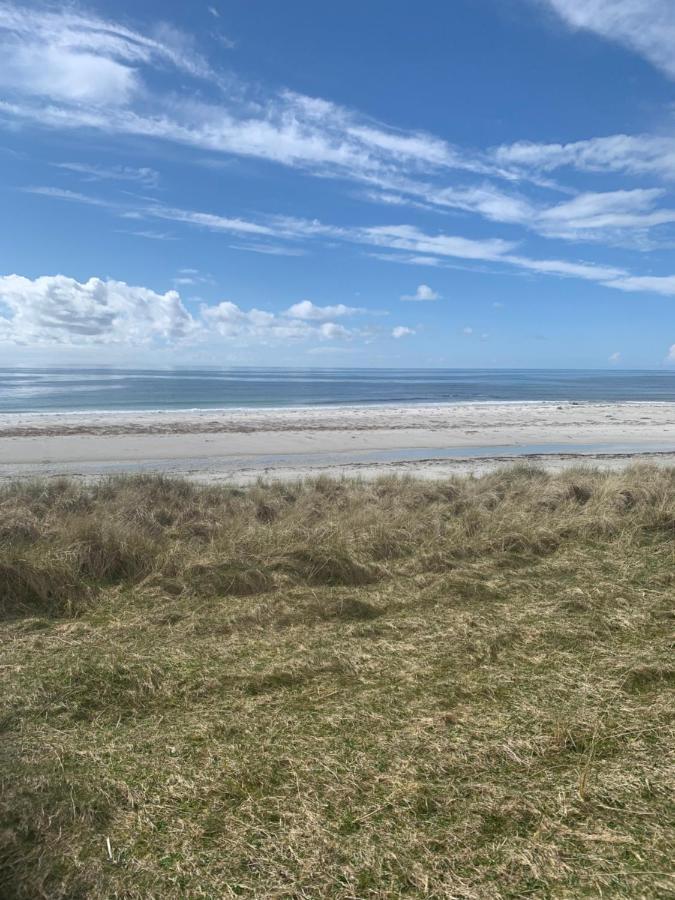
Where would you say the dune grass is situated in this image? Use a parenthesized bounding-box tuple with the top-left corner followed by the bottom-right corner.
(0, 467, 674, 898)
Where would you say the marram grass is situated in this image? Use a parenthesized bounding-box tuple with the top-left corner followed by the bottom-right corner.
(1, 467, 674, 898)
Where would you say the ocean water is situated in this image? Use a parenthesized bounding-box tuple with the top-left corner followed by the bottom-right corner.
(1, 368, 675, 413)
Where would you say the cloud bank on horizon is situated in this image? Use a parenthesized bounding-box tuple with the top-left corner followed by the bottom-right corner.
(1, 0, 675, 366)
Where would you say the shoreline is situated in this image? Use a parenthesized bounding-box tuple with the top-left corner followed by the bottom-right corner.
(1, 400, 674, 482)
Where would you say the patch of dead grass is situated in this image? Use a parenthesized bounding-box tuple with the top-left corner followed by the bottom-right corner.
(1, 467, 674, 898)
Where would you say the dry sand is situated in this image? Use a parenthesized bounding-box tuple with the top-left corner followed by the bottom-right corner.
(1, 401, 674, 483)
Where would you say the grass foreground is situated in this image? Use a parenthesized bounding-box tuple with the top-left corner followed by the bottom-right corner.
(1, 467, 674, 899)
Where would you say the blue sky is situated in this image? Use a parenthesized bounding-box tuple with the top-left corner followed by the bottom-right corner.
(2, 0, 675, 367)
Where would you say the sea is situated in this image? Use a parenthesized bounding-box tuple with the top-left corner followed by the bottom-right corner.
(1, 367, 675, 414)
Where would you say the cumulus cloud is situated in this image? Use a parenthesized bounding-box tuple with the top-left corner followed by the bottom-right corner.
(609, 351, 622, 362)
(319, 322, 352, 340)
(667, 344, 675, 362)
(0, 274, 195, 345)
(0, 273, 371, 348)
(285, 300, 364, 319)
(202, 301, 356, 342)
(392, 326, 415, 338)
(401, 284, 440, 301)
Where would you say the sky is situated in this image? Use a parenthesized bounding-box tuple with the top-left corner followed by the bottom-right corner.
(2, 0, 675, 368)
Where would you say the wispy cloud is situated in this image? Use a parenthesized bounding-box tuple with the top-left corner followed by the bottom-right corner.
(53, 162, 160, 188)
(537, 0, 675, 80)
(117, 229, 176, 241)
(0, 3, 521, 200)
(172, 269, 215, 287)
(21, 185, 112, 207)
(493, 133, 675, 181)
(24, 184, 675, 296)
(602, 274, 675, 295)
(5, 0, 675, 264)
(227, 242, 307, 256)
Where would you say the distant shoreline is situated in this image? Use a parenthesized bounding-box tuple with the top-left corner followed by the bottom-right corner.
(1, 400, 674, 482)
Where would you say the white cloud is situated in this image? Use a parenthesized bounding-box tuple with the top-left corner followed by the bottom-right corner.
(0, 4, 514, 202)
(392, 326, 415, 338)
(22, 186, 113, 207)
(401, 284, 440, 301)
(538, 0, 675, 80)
(396, 180, 675, 243)
(4, 0, 675, 267)
(228, 242, 306, 256)
(120, 229, 175, 241)
(364, 224, 516, 261)
(201, 302, 355, 343)
(172, 269, 214, 287)
(609, 351, 622, 362)
(320, 322, 352, 340)
(285, 300, 364, 320)
(463, 327, 474, 335)
(667, 344, 675, 362)
(54, 162, 160, 187)
(0, 2, 218, 113)
(357, 221, 631, 283)
(493, 134, 675, 181)
(535, 188, 675, 239)
(424, 182, 535, 223)
(0, 273, 367, 349)
(505, 254, 626, 281)
(0, 3, 213, 81)
(145, 204, 278, 237)
(602, 274, 675, 295)
(1, 44, 139, 105)
(23, 186, 675, 299)
(0, 274, 195, 345)
(5, 2, 675, 265)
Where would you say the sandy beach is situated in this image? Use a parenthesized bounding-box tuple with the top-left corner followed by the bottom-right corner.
(1, 400, 674, 482)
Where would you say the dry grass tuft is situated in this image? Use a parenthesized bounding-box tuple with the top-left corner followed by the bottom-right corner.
(1, 466, 674, 898)
(183, 558, 274, 597)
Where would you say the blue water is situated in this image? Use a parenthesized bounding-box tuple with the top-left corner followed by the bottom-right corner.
(1, 368, 674, 413)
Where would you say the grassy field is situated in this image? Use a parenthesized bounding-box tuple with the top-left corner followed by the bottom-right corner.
(1, 467, 674, 899)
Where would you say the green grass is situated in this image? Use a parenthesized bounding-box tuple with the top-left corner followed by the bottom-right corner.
(1, 467, 674, 898)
